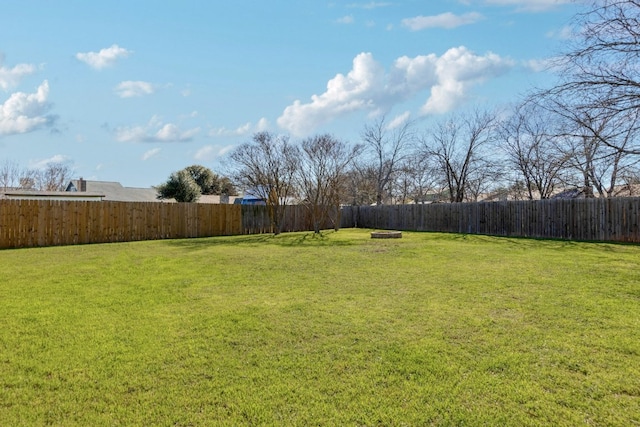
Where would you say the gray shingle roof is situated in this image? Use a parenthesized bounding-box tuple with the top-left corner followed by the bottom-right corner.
(65, 180, 240, 203)
(67, 180, 160, 202)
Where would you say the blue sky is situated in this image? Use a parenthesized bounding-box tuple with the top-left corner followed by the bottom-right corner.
(0, 0, 579, 188)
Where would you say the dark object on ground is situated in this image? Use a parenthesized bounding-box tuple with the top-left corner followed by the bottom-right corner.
(371, 231, 402, 239)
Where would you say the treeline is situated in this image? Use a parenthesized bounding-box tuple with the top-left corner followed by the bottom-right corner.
(223, 101, 640, 221)
(222, 0, 640, 226)
(0, 160, 73, 192)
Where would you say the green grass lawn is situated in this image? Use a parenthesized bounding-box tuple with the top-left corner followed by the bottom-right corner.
(0, 230, 639, 426)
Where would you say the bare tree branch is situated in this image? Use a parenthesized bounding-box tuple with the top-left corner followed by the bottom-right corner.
(422, 109, 498, 202)
(361, 116, 415, 205)
(229, 132, 300, 234)
(297, 134, 363, 232)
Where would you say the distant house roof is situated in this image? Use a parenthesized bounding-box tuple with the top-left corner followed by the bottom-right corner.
(65, 179, 240, 204)
(551, 188, 585, 200)
(66, 179, 160, 202)
(1, 190, 104, 201)
(198, 195, 241, 204)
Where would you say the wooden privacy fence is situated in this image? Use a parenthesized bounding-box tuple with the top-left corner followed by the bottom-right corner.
(0, 200, 342, 249)
(344, 197, 640, 243)
(241, 204, 342, 235)
(0, 200, 242, 249)
(3, 198, 640, 249)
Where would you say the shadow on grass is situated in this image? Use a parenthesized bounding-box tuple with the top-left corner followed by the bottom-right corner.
(421, 230, 639, 251)
(162, 229, 639, 253)
(161, 230, 356, 251)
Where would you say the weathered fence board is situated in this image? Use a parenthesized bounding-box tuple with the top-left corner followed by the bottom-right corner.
(345, 198, 640, 243)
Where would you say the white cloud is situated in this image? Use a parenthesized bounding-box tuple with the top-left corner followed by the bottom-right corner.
(29, 154, 72, 170)
(421, 47, 515, 114)
(0, 80, 55, 136)
(336, 15, 355, 24)
(387, 111, 411, 129)
(195, 145, 215, 161)
(278, 53, 384, 135)
(546, 25, 574, 40)
(256, 117, 269, 131)
(156, 123, 193, 141)
(115, 80, 156, 98)
(277, 47, 513, 135)
(209, 123, 249, 137)
(523, 58, 550, 72)
(402, 12, 484, 30)
(523, 56, 562, 72)
(483, 0, 572, 12)
(115, 115, 200, 143)
(0, 55, 36, 91)
(76, 44, 132, 70)
(347, 2, 392, 9)
(208, 118, 270, 137)
(193, 145, 216, 161)
(194, 144, 236, 161)
(142, 148, 161, 160)
(218, 144, 236, 156)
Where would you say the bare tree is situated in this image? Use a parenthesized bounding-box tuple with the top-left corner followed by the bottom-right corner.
(229, 131, 300, 235)
(464, 157, 504, 202)
(615, 167, 640, 196)
(361, 116, 415, 205)
(19, 169, 38, 190)
(548, 0, 640, 154)
(391, 160, 415, 205)
(391, 156, 442, 204)
(343, 163, 379, 206)
(0, 160, 74, 192)
(498, 102, 569, 199)
(297, 134, 362, 233)
(421, 109, 498, 203)
(36, 162, 73, 191)
(0, 160, 21, 191)
(554, 105, 640, 197)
